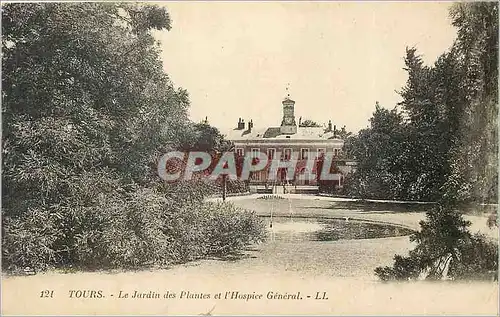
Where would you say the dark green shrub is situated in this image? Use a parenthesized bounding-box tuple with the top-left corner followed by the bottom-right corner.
(2, 209, 59, 272)
(2, 183, 266, 272)
(202, 202, 266, 256)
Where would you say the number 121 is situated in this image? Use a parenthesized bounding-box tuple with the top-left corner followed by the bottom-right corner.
(40, 290, 54, 298)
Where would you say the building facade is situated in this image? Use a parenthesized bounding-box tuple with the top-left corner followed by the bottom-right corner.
(224, 94, 356, 186)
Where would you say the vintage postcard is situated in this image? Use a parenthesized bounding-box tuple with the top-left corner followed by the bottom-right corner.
(1, 1, 499, 316)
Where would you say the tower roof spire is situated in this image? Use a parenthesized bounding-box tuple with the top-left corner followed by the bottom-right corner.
(283, 83, 295, 104)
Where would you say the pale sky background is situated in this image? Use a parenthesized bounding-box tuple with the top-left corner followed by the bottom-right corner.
(155, 2, 458, 133)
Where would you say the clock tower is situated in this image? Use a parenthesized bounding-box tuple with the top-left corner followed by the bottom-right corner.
(280, 92, 297, 135)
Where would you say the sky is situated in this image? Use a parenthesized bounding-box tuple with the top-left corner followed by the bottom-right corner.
(155, 2, 458, 133)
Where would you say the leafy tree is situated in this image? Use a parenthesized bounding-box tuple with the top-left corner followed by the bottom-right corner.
(336, 125, 353, 140)
(2, 3, 188, 196)
(398, 48, 455, 200)
(346, 3, 498, 205)
(443, 2, 499, 205)
(375, 2, 498, 281)
(343, 103, 410, 199)
(2, 3, 263, 272)
(179, 122, 233, 153)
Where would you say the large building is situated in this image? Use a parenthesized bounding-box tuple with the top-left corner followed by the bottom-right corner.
(224, 93, 356, 186)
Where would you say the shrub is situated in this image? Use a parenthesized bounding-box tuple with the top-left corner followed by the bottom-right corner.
(2, 209, 59, 272)
(225, 179, 249, 194)
(2, 184, 266, 272)
(202, 202, 266, 257)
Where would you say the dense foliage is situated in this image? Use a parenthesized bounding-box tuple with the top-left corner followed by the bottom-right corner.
(370, 2, 498, 281)
(345, 3, 498, 205)
(2, 3, 264, 272)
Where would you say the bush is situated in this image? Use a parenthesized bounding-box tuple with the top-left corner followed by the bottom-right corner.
(2, 209, 59, 272)
(2, 183, 266, 272)
(203, 202, 266, 256)
(225, 179, 249, 194)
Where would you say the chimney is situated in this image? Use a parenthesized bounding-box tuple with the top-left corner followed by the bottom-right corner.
(328, 120, 332, 132)
(248, 119, 253, 132)
(237, 118, 245, 130)
(333, 124, 337, 137)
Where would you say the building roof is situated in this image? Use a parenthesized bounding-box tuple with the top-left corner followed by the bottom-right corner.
(225, 125, 340, 141)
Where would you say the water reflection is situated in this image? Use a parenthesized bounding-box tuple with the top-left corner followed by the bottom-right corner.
(264, 217, 414, 242)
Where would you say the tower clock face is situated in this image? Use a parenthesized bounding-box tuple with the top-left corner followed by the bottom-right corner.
(284, 117, 293, 124)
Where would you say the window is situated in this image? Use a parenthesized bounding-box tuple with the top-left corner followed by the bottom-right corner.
(251, 148, 260, 157)
(283, 148, 292, 160)
(334, 148, 340, 157)
(236, 148, 244, 157)
(251, 172, 260, 181)
(317, 148, 326, 158)
(267, 148, 276, 160)
(300, 148, 309, 160)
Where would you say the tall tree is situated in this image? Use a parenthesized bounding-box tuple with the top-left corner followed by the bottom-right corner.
(375, 2, 498, 281)
(444, 2, 499, 204)
(399, 48, 446, 200)
(2, 2, 189, 269)
(2, 3, 264, 271)
(2, 3, 189, 205)
(344, 103, 409, 199)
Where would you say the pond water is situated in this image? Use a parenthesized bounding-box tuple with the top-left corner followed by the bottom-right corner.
(263, 216, 414, 242)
